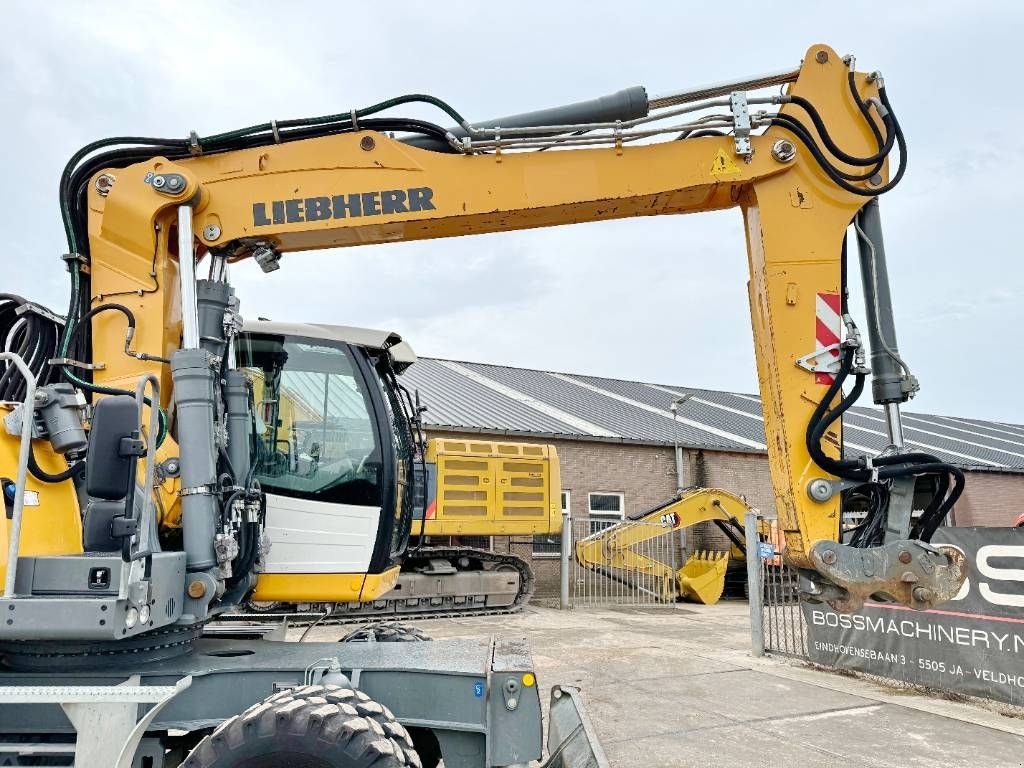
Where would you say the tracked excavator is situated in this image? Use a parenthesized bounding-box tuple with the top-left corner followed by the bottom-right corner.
(0, 45, 971, 766)
(574, 488, 751, 606)
(234, 320, 559, 620)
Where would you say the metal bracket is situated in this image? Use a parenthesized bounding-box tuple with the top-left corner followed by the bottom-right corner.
(805, 539, 967, 613)
(3, 404, 41, 440)
(49, 357, 106, 371)
(179, 484, 216, 497)
(15, 301, 66, 326)
(61, 252, 89, 273)
(806, 476, 863, 503)
(729, 91, 752, 157)
(794, 344, 841, 374)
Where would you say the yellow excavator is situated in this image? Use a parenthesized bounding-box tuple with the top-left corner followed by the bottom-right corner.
(574, 488, 750, 606)
(0, 45, 971, 766)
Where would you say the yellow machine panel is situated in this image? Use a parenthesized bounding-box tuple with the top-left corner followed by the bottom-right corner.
(0, 408, 83, 587)
(423, 438, 561, 536)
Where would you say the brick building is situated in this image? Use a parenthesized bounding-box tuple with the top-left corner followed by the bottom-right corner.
(401, 358, 1024, 596)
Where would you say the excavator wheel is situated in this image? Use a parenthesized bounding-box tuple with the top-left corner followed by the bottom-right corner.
(340, 623, 431, 643)
(181, 684, 421, 768)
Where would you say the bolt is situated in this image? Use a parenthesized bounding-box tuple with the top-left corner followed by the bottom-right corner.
(898, 550, 912, 564)
(815, 51, 829, 64)
(913, 586, 934, 603)
(187, 580, 206, 599)
(152, 175, 166, 189)
(166, 176, 182, 190)
(203, 224, 221, 241)
(807, 479, 833, 503)
(771, 139, 796, 163)
(95, 173, 116, 197)
(360, 135, 376, 151)
(821, 549, 837, 565)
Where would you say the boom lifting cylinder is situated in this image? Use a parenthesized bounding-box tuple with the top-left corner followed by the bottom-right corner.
(855, 197, 915, 446)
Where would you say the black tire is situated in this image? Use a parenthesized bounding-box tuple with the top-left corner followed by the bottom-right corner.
(181, 684, 421, 768)
(340, 623, 431, 643)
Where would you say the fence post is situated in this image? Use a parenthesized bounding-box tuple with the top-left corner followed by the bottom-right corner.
(744, 511, 765, 657)
(560, 509, 572, 609)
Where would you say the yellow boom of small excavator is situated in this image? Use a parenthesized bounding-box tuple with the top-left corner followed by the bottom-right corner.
(574, 487, 751, 605)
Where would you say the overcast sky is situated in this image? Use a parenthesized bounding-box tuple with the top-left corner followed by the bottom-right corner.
(4, 1, 1022, 423)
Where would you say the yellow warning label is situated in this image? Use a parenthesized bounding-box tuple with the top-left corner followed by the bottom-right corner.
(710, 149, 741, 177)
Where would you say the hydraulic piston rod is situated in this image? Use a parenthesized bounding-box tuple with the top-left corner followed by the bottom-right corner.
(855, 198, 916, 447)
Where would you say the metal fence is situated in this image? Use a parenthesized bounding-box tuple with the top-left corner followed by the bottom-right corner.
(744, 512, 809, 658)
(566, 518, 683, 608)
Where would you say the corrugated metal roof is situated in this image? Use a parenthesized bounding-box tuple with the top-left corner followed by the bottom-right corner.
(399, 358, 1024, 473)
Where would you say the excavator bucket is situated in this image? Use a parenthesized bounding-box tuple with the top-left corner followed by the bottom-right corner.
(676, 550, 731, 605)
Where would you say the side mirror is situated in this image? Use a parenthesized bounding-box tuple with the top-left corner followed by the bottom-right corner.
(85, 395, 143, 500)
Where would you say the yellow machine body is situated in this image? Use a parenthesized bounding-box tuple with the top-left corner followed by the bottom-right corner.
(423, 438, 561, 537)
(250, 565, 401, 603)
(0, 406, 83, 586)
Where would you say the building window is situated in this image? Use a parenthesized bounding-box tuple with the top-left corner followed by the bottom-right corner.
(588, 492, 624, 535)
(532, 491, 569, 557)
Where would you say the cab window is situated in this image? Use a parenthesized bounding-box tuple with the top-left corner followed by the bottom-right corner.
(236, 334, 382, 507)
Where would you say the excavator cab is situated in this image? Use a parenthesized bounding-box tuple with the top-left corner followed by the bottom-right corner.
(235, 322, 563, 618)
(235, 321, 419, 603)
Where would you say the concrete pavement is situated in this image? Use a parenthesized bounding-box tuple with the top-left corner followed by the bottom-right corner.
(300, 603, 1024, 767)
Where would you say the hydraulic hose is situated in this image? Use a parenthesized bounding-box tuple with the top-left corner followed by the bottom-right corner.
(783, 94, 895, 166)
(27, 445, 83, 484)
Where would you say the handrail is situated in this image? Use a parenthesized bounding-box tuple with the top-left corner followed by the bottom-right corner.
(1, 352, 38, 598)
(132, 374, 161, 561)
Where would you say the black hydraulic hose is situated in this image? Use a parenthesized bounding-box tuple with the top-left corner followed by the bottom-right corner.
(771, 113, 895, 188)
(218, 447, 237, 485)
(805, 347, 867, 478)
(199, 93, 468, 146)
(27, 445, 82, 483)
(911, 472, 950, 540)
(809, 370, 866, 464)
(847, 72, 885, 181)
(56, 301, 169, 445)
(784, 94, 896, 166)
(63, 303, 135, 351)
(921, 469, 964, 541)
(769, 87, 907, 195)
(877, 86, 907, 189)
(0, 294, 62, 403)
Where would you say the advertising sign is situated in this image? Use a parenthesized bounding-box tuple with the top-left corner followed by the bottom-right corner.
(803, 527, 1024, 705)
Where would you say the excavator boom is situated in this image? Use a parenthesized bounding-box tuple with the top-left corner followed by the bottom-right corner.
(68, 44, 965, 611)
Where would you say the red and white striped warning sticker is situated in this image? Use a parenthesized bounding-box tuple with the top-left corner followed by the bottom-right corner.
(815, 292, 842, 385)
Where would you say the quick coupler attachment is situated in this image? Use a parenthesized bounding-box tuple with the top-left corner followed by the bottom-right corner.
(798, 539, 967, 613)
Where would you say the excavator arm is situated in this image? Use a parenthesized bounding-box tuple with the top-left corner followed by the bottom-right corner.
(574, 488, 750, 605)
(61, 43, 965, 612)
